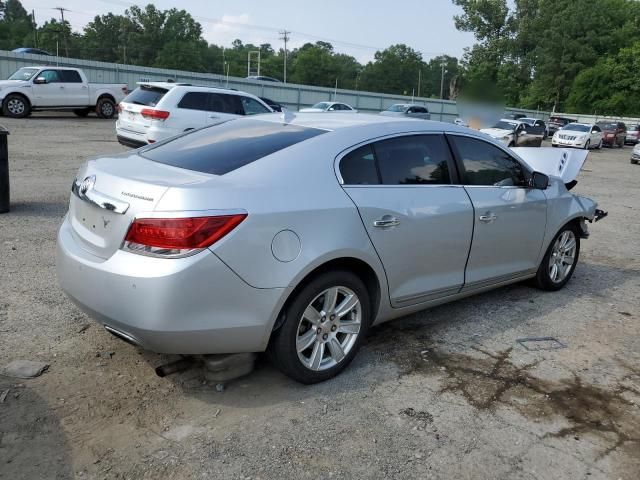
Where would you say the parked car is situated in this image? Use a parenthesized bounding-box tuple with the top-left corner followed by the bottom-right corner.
(596, 121, 627, 148)
(116, 83, 273, 148)
(0, 66, 127, 118)
(259, 97, 283, 112)
(625, 125, 640, 145)
(453, 118, 469, 127)
(299, 102, 357, 113)
(246, 76, 281, 82)
(57, 113, 605, 384)
(547, 116, 577, 136)
(631, 143, 640, 164)
(480, 119, 544, 147)
(551, 123, 603, 149)
(12, 47, 52, 56)
(503, 112, 527, 120)
(520, 117, 548, 139)
(380, 104, 430, 120)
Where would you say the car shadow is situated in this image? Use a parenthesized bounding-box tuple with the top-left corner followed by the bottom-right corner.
(0, 378, 74, 479)
(140, 260, 638, 408)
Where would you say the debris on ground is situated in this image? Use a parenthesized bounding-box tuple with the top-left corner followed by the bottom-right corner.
(2, 360, 50, 379)
(0, 389, 9, 403)
(516, 336, 567, 351)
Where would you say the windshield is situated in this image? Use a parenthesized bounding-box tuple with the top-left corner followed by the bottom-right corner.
(491, 121, 517, 130)
(596, 122, 617, 130)
(311, 102, 331, 110)
(563, 124, 590, 132)
(8, 67, 39, 81)
(386, 104, 408, 112)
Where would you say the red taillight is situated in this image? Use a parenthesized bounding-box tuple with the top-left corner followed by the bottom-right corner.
(140, 108, 170, 120)
(123, 215, 247, 257)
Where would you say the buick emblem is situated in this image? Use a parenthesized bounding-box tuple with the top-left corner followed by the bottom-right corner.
(79, 175, 96, 196)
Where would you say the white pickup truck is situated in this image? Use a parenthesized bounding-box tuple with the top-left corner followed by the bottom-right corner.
(0, 66, 128, 119)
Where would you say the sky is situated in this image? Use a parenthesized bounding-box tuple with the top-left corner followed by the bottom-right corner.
(22, 0, 477, 63)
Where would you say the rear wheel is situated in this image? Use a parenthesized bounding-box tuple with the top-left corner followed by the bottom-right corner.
(3, 94, 30, 118)
(269, 271, 371, 384)
(73, 108, 91, 117)
(96, 97, 116, 119)
(534, 224, 580, 291)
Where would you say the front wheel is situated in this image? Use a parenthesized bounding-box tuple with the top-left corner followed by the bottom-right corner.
(534, 224, 580, 291)
(3, 94, 31, 118)
(597, 139, 603, 149)
(95, 97, 116, 119)
(269, 271, 371, 384)
(583, 140, 590, 150)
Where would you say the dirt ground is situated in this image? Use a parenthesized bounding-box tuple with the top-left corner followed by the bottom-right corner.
(0, 113, 638, 480)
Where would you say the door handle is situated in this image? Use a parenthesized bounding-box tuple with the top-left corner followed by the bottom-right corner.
(373, 216, 400, 228)
(478, 213, 498, 223)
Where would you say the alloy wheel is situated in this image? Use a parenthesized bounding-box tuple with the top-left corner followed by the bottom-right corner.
(548, 230, 577, 283)
(7, 98, 25, 115)
(101, 102, 114, 117)
(296, 286, 361, 371)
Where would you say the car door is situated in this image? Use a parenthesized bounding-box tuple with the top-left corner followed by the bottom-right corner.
(58, 70, 87, 106)
(447, 135, 547, 291)
(339, 134, 474, 307)
(206, 93, 241, 125)
(590, 125, 602, 145)
(31, 69, 62, 106)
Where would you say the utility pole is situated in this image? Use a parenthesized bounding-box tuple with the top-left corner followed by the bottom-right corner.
(279, 30, 290, 83)
(54, 7, 69, 57)
(32, 10, 38, 48)
(440, 61, 447, 100)
(417, 70, 422, 99)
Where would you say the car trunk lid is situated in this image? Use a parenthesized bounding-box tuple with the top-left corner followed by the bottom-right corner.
(117, 85, 170, 136)
(69, 152, 213, 259)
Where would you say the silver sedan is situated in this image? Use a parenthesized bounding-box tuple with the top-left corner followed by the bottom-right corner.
(57, 114, 605, 383)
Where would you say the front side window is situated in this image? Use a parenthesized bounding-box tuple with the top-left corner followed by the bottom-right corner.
(375, 135, 451, 185)
(177, 92, 209, 111)
(592, 126, 601, 133)
(209, 93, 242, 114)
(340, 145, 379, 185)
(449, 136, 526, 187)
(38, 70, 61, 83)
(241, 96, 270, 115)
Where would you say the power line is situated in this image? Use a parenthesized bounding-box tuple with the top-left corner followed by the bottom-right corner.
(279, 30, 290, 84)
(53, 7, 69, 57)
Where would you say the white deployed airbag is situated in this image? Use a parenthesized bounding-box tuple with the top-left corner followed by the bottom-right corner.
(511, 147, 589, 183)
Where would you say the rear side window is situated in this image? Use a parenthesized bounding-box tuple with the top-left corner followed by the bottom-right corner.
(210, 93, 242, 114)
(375, 135, 451, 185)
(340, 145, 379, 185)
(140, 119, 327, 175)
(123, 86, 168, 107)
(177, 92, 209, 111)
(449, 136, 526, 187)
(60, 70, 82, 82)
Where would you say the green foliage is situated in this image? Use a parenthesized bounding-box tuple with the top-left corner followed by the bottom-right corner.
(0, 0, 35, 50)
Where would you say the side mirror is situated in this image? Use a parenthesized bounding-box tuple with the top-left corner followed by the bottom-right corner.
(530, 171, 549, 189)
(33, 77, 47, 84)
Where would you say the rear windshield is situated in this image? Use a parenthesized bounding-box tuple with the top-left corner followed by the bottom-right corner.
(140, 119, 327, 175)
(123, 86, 169, 107)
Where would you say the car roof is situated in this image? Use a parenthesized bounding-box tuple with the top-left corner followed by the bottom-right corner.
(136, 82, 259, 98)
(242, 112, 470, 133)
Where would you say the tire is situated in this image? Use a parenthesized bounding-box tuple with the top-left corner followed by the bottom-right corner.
(597, 139, 603, 149)
(534, 223, 580, 291)
(73, 108, 91, 117)
(583, 140, 590, 150)
(2, 94, 31, 118)
(95, 97, 116, 119)
(269, 270, 371, 384)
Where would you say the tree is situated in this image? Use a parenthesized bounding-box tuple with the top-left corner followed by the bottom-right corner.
(290, 42, 360, 89)
(359, 44, 424, 95)
(0, 0, 35, 50)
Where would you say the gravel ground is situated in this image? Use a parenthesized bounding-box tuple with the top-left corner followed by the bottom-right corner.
(0, 113, 638, 480)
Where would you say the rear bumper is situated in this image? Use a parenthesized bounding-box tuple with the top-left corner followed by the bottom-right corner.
(117, 135, 146, 149)
(56, 215, 287, 354)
